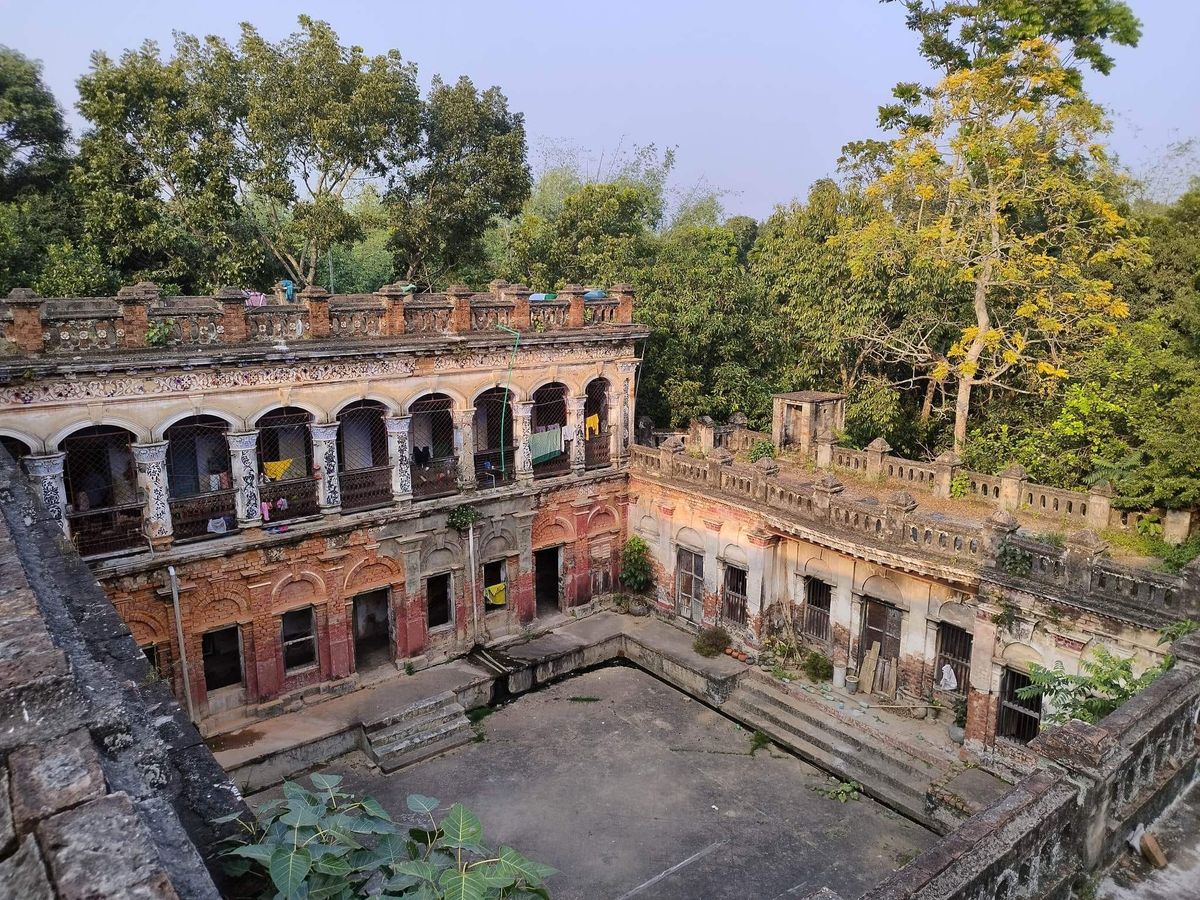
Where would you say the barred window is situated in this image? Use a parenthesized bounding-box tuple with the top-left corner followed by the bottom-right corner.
(802, 578, 832, 642)
(427, 573, 452, 629)
(281, 608, 317, 672)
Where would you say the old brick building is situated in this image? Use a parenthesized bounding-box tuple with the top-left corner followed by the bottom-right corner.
(0, 281, 644, 731)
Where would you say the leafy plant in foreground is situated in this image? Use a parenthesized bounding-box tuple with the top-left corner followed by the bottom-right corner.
(693, 625, 731, 658)
(217, 774, 555, 899)
(1016, 647, 1169, 728)
(619, 536, 653, 593)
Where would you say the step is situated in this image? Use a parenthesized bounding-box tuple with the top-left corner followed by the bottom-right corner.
(723, 695, 938, 829)
(739, 678, 948, 778)
(368, 711, 471, 760)
(363, 690, 459, 733)
(367, 706, 466, 746)
(372, 722, 474, 774)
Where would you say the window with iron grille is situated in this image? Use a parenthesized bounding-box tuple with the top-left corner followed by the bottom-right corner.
(722, 565, 748, 625)
(998, 668, 1042, 743)
(256, 407, 319, 521)
(676, 548, 704, 617)
(934, 622, 972, 696)
(802, 578, 832, 641)
(203, 625, 243, 689)
(165, 415, 236, 540)
(427, 572, 452, 628)
(483, 560, 507, 610)
(474, 388, 516, 487)
(410, 393, 459, 499)
(281, 608, 317, 672)
(531, 382, 569, 479)
(336, 400, 392, 511)
(584, 378, 611, 469)
(60, 424, 144, 556)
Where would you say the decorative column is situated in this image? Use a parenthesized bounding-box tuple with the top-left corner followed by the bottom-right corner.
(385, 414, 413, 503)
(226, 431, 262, 528)
(309, 422, 341, 514)
(26, 452, 69, 537)
(616, 360, 638, 463)
(607, 383, 622, 464)
(131, 441, 173, 547)
(567, 395, 587, 473)
(453, 407, 477, 491)
(515, 401, 534, 484)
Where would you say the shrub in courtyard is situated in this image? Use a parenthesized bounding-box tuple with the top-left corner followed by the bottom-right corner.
(747, 440, 776, 463)
(693, 625, 731, 657)
(1016, 646, 1169, 727)
(801, 649, 833, 683)
(620, 536, 653, 592)
(216, 774, 555, 899)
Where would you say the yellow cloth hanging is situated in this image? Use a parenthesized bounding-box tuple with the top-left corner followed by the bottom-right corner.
(585, 414, 600, 439)
(263, 459, 294, 481)
(484, 583, 507, 606)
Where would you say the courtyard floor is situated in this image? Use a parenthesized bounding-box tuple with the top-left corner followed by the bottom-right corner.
(254, 665, 935, 900)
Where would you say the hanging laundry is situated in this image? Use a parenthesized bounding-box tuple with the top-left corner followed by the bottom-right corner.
(206, 517, 228, 535)
(259, 500, 271, 522)
(583, 289, 607, 300)
(246, 291, 268, 307)
(263, 459, 293, 481)
(530, 426, 562, 465)
(562, 423, 576, 444)
(276, 497, 288, 511)
(279, 279, 295, 301)
(484, 583, 507, 606)
(585, 414, 600, 439)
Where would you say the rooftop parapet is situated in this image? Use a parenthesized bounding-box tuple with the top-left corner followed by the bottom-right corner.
(0, 281, 637, 355)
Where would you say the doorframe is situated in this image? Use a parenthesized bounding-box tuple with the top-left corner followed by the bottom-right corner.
(350, 587, 394, 667)
(534, 544, 564, 614)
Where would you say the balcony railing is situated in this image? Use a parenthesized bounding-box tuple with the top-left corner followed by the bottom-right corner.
(533, 451, 572, 480)
(169, 490, 237, 541)
(259, 477, 320, 522)
(584, 434, 611, 469)
(474, 447, 517, 488)
(412, 457, 459, 500)
(338, 466, 393, 512)
(802, 603, 831, 642)
(66, 501, 145, 556)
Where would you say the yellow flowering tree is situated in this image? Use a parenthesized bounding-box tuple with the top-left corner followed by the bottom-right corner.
(843, 39, 1147, 450)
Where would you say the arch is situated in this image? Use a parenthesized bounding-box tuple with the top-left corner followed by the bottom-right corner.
(0, 428, 41, 456)
(860, 573, 905, 606)
(721, 543, 749, 568)
(163, 414, 233, 500)
(153, 408, 239, 441)
(51, 417, 151, 449)
(249, 400, 325, 428)
(477, 520, 519, 559)
(583, 374, 612, 395)
(270, 570, 326, 613)
(470, 382, 526, 406)
(1001, 641, 1044, 670)
(533, 514, 575, 549)
(675, 525, 704, 552)
(934, 598, 975, 631)
(336, 400, 390, 473)
(330, 394, 400, 418)
(420, 530, 465, 571)
(123, 609, 171, 646)
(636, 514, 658, 539)
(529, 375, 579, 398)
(403, 387, 468, 413)
(196, 596, 251, 627)
(255, 406, 315, 483)
(343, 554, 403, 593)
(801, 555, 835, 584)
(586, 504, 620, 533)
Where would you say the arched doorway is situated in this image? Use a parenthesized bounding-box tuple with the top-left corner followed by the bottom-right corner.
(531, 382, 569, 479)
(255, 407, 319, 521)
(336, 400, 392, 511)
(409, 393, 458, 500)
(474, 387, 516, 487)
(583, 378, 611, 469)
(60, 425, 143, 556)
(165, 415, 236, 540)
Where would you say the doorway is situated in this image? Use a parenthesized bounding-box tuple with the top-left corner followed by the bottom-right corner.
(352, 588, 391, 670)
(859, 598, 902, 693)
(202, 625, 243, 713)
(534, 547, 561, 617)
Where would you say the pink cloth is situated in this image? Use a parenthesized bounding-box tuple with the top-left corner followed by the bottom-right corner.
(259, 500, 270, 522)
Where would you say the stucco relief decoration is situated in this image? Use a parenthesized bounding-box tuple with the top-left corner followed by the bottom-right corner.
(132, 442, 171, 537)
(26, 454, 66, 525)
(0, 357, 417, 407)
(432, 343, 624, 372)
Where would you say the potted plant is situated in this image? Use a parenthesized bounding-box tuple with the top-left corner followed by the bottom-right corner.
(947, 698, 967, 744)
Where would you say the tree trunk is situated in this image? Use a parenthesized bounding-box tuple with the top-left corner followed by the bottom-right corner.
(952, 374, 973, 450)
(920, 377, 936, 423)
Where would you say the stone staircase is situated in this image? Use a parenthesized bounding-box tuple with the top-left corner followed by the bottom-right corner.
(722, 675, 956, 832)
(363, 691, 473, 773)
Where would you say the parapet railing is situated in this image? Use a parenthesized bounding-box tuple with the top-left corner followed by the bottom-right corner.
(1, 280, 637, 355)
(629, 443, 1199, 620)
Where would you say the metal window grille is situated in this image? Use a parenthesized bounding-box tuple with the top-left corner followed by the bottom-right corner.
(61, 425, 144, 556)
(281, 607, 318, 672)
(532, 382, 570, 479)
(165, 415, 236, 541)
(934, 622, 972, 696)
(802, 578, 832, 641)
(409, 394, 459, 499)
(336, 400, 392, 511)
(256, 407, 319, 521)
(998, 668, 1042, 743)
(676, 548, 704, 621)
(584, 378, 611, 469)
(722, 565, 748, 625)
(474, 387, 516, 487)
(860, 598, 903, 693)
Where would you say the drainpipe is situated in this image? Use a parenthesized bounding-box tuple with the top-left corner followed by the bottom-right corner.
(168, 565, 197, 723)
(468, 523, 479, 645)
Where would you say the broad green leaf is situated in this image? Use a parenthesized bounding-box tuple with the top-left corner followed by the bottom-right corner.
(221, 857, 252, 878)
(211, 811, 248, 825)
(471, 860, 516, 889)
(497, 847, 557, 886)
(281, 799, 322, 828)
(406, 794, 440, 814)
(269, 846, 311, 899)
(228, 843, 275, 864)
(438, 867, 489, 900)
(282, 781, 316, 804)
(348, 848, 382, 872)
(309, 773, 343, 792)
(375, 832, 408, 867)
(409, 827, 438, 846)
(360, 796, 392, 821)
(384, 873, 421, 891)
(439, 803, 483, 849)
(392, 860, 440, 882)
(312, 853, 351, 878)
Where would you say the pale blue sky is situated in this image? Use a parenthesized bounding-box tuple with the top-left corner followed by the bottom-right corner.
(2, 0, 1197, 217)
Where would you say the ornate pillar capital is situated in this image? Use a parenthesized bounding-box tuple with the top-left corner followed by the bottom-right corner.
(309, 422, 341, 513)
(26, 452, 69, 536)
(226, 431, 261, 527)
(132, 440, 172, 544)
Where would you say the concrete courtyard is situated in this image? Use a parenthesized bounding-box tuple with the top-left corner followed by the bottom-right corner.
(265, 665, 934, 900)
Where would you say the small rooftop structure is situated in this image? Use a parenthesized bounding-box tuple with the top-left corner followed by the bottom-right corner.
(771, 390, 846, 455)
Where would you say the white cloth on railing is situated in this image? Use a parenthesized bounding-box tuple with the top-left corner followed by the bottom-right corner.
(937, 663, 958, 692)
